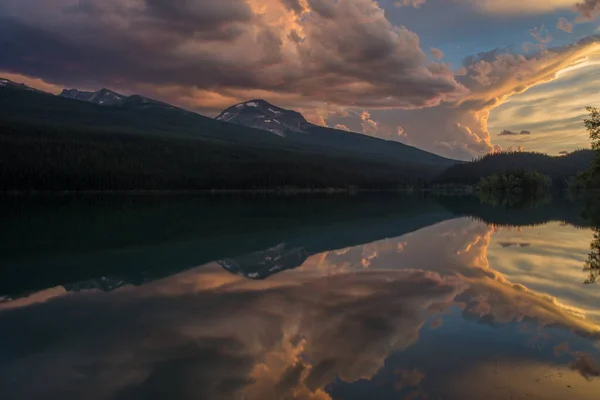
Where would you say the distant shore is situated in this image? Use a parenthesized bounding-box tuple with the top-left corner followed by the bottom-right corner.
(0, 186, 477, 196)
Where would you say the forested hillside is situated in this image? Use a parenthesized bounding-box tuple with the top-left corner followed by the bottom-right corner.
(0, 120, 440, 191)
(437, 150, 594, 186)
(0, 84, 457, 191)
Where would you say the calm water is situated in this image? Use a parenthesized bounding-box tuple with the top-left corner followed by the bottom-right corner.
(1, 195, 599, 400)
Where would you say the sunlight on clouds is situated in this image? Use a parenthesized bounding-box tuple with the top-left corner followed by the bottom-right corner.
(488, 58, 600, 154)
(460, 0, 578, 14)
(0, 73, 63, 94)
(289, 218, 600, 337)
(444, 360, 600, 399)
(3, 0, 600, 157)
(2, 217, 600, 399)
(488, 222, 600, 321)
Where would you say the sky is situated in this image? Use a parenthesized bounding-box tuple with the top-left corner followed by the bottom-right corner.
(1, 0, 600, 159)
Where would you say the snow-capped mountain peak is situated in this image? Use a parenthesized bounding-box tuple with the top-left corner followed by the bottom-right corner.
(57, 88, 194, 116)
(215, 99, 310, 137)
(0, 78, 42, 93)
(59, 88, 125, 106)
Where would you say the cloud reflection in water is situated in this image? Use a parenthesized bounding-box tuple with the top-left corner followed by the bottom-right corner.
(0, 217, 599, 399)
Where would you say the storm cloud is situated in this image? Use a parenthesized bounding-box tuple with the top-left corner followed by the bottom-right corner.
(0, 0, 466, 113)
(2, 0, 600, 159)
(576, 0, 600, 21)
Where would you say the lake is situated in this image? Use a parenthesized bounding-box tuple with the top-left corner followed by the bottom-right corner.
(1, 194, 599, 400)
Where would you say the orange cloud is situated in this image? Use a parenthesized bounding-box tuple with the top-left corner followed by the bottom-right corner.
(431, 48, 445, 60)
(396, 38, 600, 158)
(557, 17, 574, 33)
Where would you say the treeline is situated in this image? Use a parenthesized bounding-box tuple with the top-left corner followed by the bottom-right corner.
(438, 150, 594, 187)
(478, 171, 552, 194)
(571, 107, 600, 283)
(476, 171, 552, 207)
(0, 120, 434, 191)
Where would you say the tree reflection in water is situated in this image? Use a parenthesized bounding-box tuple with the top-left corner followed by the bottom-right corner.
(585, 229, 600, 284)
(582, 194, 600, 284)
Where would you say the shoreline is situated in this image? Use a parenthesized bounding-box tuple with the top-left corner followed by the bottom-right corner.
(0, 187, 476, 196)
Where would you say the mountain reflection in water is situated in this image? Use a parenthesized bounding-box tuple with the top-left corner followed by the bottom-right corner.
(0, 195, 599, 400)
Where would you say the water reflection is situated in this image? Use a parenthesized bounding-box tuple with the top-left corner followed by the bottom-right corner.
(0, 195, 599, 399)
(585, 230, 600, 284)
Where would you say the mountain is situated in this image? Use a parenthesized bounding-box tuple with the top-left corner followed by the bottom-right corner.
(57, 91, 456, 169)
(0, 80, 285, 145)
(0, 78, 42, 93)
(216, 99, 457, 168)
(437, 150, 595, 185)
(59, 88, 126, 106)
(0, 81, 457, 191)
(59, 88, 193, 115)
(219, 243, 310, 279)
(216, 99, 311, 137)
(1, 192, 590, 297)
(0, 194, 453, 296)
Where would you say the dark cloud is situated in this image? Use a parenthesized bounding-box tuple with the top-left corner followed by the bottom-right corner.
(570, 352, 600, 380)
(394, 0, 427, 8)
(0, 0, 466, 112)
(394, 369, 425, 392)
(306, 0, 337, 18)
(499, 130, 532, 136)
(498, 242, 532, 248)
(575, 0, 600, 21)
(3, 0, 598, 159)
(280, 0, 306, 13)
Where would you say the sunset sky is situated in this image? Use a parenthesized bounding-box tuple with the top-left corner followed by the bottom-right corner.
(1, 0, 600, 159)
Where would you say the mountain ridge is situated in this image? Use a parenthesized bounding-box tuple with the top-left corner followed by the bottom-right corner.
(58, 87, 195, 115)
(1, 77, 458, 169)
(214, 97, 457, 167)
(0, 78, 45, 93)
(216, 99, 311, 137)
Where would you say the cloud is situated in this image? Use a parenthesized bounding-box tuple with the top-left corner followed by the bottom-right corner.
(0, 268, 465, 400)
(559, 150, 571, 155)
(570, 352, 600, 380)
(0, 0, 466, 114)
(0, 72, 63, 94)
(457, 0, 578, 15)
(303, 218, 600, 338)
(394, 369, 425, 391)
(394, 0, 427, 8)
(575, 0, 600, 21)
(557, 17, 574, 33)
(530, 24, 553, 45)
(360, 110, 379, 136)
(499, 130, 532, 136)
(2, 0, 600, 160)
(397, 126, 409, 142)
(334, 124, 350, 132)
(498, 241, 532, 248)
(431, 48, 444, 60)
(2, 217, 600, 399)
(388, 37, 600, 158)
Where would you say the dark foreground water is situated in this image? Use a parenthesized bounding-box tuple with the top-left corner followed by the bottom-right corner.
(1, 195, 599, 400)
